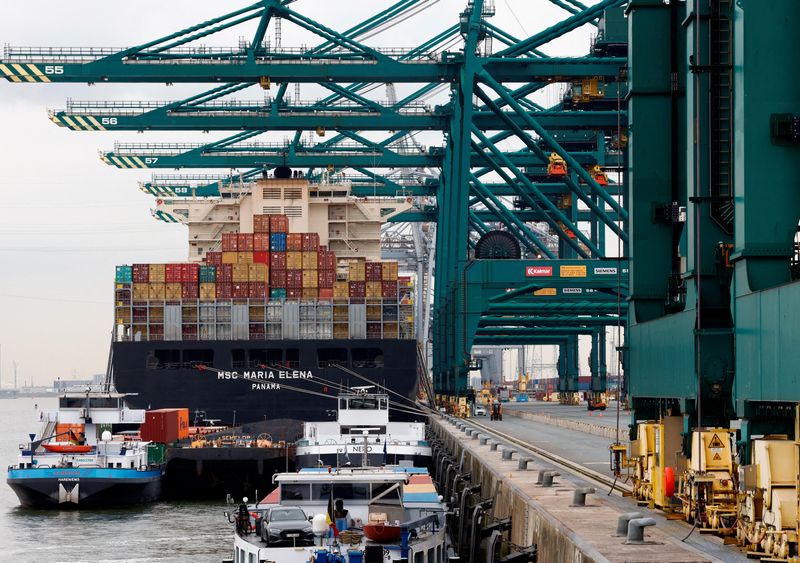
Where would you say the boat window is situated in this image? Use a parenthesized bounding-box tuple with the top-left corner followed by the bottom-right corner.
(147, 349, 181, 369)
(347, 396, 382, 410)
(427, 548, 435, 563)
(436, 546, 442, 563)
(59, 396, 121, 408)
(352, 348, 384, 368)
(281, 484, 311, 501)
(183, 349, 213, 367)
(285, 348, 300, 368)
(414, 551, 424, 563)
(248, 553, 255, 563)
(312, 483, 370, 501)
(318, 348, 349, 368)
(231, 349, 247, 369)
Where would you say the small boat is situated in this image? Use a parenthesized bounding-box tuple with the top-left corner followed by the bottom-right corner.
(227, 465, 448, 562)
(295, 387, 432, 469)
(41, 443, 93, 454)
(7, 390, 163, 509)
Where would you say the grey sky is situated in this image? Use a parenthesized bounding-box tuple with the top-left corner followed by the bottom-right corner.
(0, 1, 596, 386)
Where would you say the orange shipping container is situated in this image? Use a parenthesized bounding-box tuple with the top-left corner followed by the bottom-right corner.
(286, 251, 303, 270)
(165, 282, 182, 300)
(237, 233, 254, 251)
(149, 283, 166, 300)
(248, 263, 267, 282)
(222, 251, 238, 264)
(140, 408, 189, 443)
(232, 264, 250, 283)
(333, 281, 349, 300)
(149, 264, 166, 283)
(133, 283, 149, 300)
(200, 282, 216, 301)
(302, 251, 318, 270)
(55, 423, 85, 440)
(348, 261, 366, 282)
(286, 233, 303, 251)
(382, 261, 398, 280)
(366, 281, 383, 298)
(237, 252, 254, 264)
(319, 288, 333, 300)
(302, 270, 319, 288)
(253, 214, 270, 234)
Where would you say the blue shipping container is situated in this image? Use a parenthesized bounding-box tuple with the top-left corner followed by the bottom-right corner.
(270, 233, 287, 251)
(199, 265, 217, 283)
(115, 265, 132, 284)
(270, 288, 287, 299)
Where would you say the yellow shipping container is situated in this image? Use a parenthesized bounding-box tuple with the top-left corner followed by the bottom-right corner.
(333, 324, 349, 338)
(149, 283, 166, 300)
(133, 283, 149, 300)
(200, 283, 216, 301)
(286, 251, 303, 270)
(149, 264, 166, 282)
(232, 264, 250, 283)
(301, 288, 318, 299)
(381, 261, 398, 280)
(366, 281, 382, 298)
(165, 282, 182, 300)
(349, 260, 366, 281)
(302, 252, 318, 270)
(237, 252, 253, 264)
(222, 252, 238, 264)
(333, 281, 349, 300)
(302, 270, 319, 288)
(249, 263, 267, 282)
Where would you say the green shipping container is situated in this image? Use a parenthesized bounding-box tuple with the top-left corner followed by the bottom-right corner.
(199, 265, 217, 283)
(270, 288, 287, 299)
(147, 443, 166, 466)
(115, 265, 133, 284)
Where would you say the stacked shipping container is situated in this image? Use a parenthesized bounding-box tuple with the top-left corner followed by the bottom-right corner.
(114, 214, 412, 342)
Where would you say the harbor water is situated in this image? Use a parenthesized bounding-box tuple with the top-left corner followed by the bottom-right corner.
(0, 398, 230, 562)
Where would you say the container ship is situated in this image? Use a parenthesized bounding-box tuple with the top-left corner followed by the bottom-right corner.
(112, 174, 419, 438)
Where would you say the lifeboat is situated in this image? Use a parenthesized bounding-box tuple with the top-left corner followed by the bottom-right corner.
(42, 443, 93, 454)
(363, 521, 401, 542)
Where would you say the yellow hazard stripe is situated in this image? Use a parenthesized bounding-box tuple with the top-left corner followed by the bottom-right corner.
(11, 63, 36, 83)
(132, 157, 147, 168)
(0, 64, 22, 83)
(73, 116, 94, 131)
(121, 156, 138, 168)
(85, 116, 106, 131)
(60, 115, 82, 131)
(111, 156, 129, 168)
(26, 64, 50, 83)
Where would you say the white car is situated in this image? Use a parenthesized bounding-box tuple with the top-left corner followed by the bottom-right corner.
(474, 405, 487, 416)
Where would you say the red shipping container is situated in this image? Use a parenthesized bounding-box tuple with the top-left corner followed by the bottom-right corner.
(140, 408, 189, 444)
(232, 282, 249, 298)
(349, 281, 366, 298)
(132, 264, 150, 283)
(318, 269, 335, 288)
(381, 281, 398, 299)
(286, 233, 303, 251)
(221, 232, 238, 252)
(270, 269, 286, 288)
(270, 252, 287, 270)
(398, 276, 412, 287)
(216, 282, 233, 299)
(253, 233, 269, 252)
(319, 288, 334, 300)
(318, 251, 336, 270)
(286, 288, 302, 299)
(205, 252, 223, 266)
(302, 233, 320, 251)
(249, 282, 267, 299)
(253, 251, 269, 265)
(269, 214, 289, 233)
(181, 282, 199, 299)
(217, 264, 233, 283)
(238, 233, 254, 252)
(366, 262, 383, 281)
(181, 263, 199, 283)
(253, 214, 270, 234)
(165, 264, 181, 283)
(286, 269, 303, 289)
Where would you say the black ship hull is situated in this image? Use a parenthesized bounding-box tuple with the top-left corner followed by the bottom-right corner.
(112, 339, 420, 439)
(7, 468, 162, 509)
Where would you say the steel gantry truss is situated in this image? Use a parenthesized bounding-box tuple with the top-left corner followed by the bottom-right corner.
(1, 0, 630, 401)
